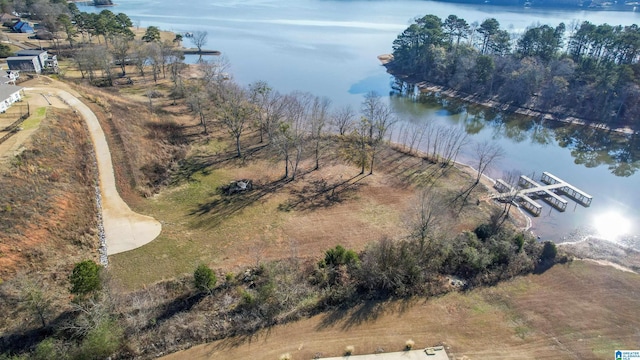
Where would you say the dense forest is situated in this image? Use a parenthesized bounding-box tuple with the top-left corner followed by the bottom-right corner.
(389, 14, 640, 129)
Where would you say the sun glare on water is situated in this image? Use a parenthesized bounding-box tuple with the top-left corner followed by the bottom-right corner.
(592, 211, 632, 241)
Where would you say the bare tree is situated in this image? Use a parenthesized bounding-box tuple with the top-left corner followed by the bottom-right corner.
(186, 83, 210, 133)
(455, 140, 504, 212)
(168, 51, 186, 103)
(405, 187, 447, 250)
(497, 169, 523, 228)
(14, 274, 54, 328)
(360, 92, 395, 175)
(271, 92, 310, 180)
(191, 30, 208, 52)
(332, 104, 355, 136)
(473, 140, 505, 185)
(272, 120, 295, 179)
(264, 90, 287, 142)
(309, 95, 331, 170)
(148, 42, 162, 83)
(352, 116, 371, 175)
(159, 40, 179, 79)
(219, 82, 253, 158)
(285, 92, 312, 180)
(131, 40, 150, 78)
(439, 126, 468, 169)
(110, 34, 131, 76)
(248, 80, 272, 143)
(200, 56, 231, 88)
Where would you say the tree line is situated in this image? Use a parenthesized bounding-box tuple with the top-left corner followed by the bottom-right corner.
(390, 14, 640, 128)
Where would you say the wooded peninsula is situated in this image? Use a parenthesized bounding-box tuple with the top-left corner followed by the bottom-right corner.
(387, 14, 640, 131)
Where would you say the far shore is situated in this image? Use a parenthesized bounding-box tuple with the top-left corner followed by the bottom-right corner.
(378, 54, 637, 136)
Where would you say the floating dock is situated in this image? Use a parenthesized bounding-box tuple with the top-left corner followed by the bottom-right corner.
(492, 172, 592, 216)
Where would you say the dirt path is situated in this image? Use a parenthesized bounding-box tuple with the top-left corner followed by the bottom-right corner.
(20, 83, 162, 255)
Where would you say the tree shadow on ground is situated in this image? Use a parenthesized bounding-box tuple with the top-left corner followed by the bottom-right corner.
(278, 173, 367, 212)
(0, 307, 77, 354)
(189, 177, 290, 229)
(171, 144, 269, 185)
(206, 326, 275, 354)
(143, 292, 206, 331)
(316, 298, 417, 331)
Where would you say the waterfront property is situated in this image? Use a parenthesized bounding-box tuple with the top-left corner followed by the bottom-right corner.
(492, 172, 592, 216)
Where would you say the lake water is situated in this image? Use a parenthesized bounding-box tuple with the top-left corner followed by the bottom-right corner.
(81, 0, 640, 248)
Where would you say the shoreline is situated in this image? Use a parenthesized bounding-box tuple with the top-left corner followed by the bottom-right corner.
(378, 54, 637, 136)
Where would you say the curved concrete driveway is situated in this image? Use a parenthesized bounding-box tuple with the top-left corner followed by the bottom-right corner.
(29, 87, 162, 255)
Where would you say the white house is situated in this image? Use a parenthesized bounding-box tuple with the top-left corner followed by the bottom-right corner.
(0, 84, 23, 113)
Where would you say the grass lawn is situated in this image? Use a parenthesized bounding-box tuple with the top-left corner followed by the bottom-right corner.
(20, 107, 47, 130)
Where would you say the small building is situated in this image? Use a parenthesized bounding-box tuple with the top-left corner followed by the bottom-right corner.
(0, 84, 23, 113)
(11, 20, 33, 33)
(6, 55, 42, 73)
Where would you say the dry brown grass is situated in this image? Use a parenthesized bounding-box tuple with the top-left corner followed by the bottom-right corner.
(161, 260, 640, 360)
(0, 107, 99, 335)
(0, 108, 97, 277)
(105, 123, 502, 289)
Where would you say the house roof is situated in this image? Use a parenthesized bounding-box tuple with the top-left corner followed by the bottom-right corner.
(16, 49, 46, 56)
(0, 84, 23, 100)
(12, 21, 33, 32)
(6, 55, 37, 62)
(0, 13, 19, 22)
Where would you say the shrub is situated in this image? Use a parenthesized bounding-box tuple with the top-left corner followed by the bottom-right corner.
(540, 241, 557, 262)
(193, 264, 217, 293)
(514, 233, 525, 252)
(225, 272, 235, 283)
(474, 223, 494, 240)
(74, 318, 123, 360)
(405, 339, 415, 350)
(344, 345, 354, 356)
(69, 260, 101, 297)
(33, 338, 64, 360)
(240, 289, 255, 306)
(320, 245, 359, 268)
(279, 353, 292, 360)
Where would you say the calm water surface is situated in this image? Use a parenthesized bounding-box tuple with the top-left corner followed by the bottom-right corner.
(82, 0, 640, 247)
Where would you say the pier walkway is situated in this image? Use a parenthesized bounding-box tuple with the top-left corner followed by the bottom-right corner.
(492, 172, 592, 216)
